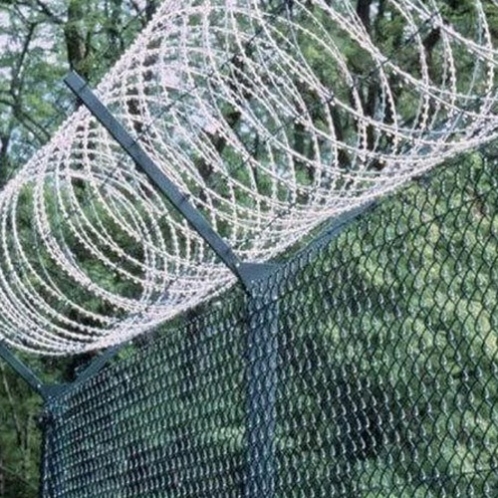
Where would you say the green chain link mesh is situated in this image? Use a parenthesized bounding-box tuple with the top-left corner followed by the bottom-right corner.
(41, 155, 498, 497)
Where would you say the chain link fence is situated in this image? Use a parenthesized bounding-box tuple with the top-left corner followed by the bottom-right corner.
(40, 155, 498, 497)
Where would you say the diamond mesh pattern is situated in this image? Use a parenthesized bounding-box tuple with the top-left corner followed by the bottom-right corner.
(2, 0, 498, 353)
(41, 156, 498, 497)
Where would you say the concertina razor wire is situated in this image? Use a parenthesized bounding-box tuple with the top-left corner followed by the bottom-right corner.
(0, 0, 498, 354)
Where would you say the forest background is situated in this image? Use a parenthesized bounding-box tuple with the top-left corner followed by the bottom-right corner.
(0, 0, 496, 496)
(0, 1, 157, 494)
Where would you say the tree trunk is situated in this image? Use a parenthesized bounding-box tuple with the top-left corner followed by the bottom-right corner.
(64, 0, 90, 79)
(0, 454, 4, 497)
(357, 0, 373, 32)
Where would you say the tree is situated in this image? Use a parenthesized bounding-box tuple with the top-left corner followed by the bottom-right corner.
(0, 1, 155, 495)
(0, 0, 496, 496)
(0, 0, 157, 183)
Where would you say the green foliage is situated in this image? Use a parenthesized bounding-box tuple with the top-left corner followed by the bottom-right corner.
(271, 154, 498, 496)
(0, 363, 41, 497)
(0, 0, 153, 179)
(0, 0, 497, 496)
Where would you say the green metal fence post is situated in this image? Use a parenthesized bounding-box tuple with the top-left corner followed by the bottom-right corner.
(38, 407, 56, 498)
(245, 283, 279, 498)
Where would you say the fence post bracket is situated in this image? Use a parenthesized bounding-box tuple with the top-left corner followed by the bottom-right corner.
(238, 262, 280, 291)
(64, 71, 279, 294)
(0, 340, 45, 398)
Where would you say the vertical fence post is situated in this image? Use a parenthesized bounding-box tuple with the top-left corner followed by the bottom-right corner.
(64, 72, 284, 497)
(38, 407, 56, 498)
(245, 285, 279, 498)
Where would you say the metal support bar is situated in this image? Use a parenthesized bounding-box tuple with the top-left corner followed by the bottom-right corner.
(41, 345, 122, 401)
(38, 399, 65, 498)
(0, 339, 121, 402)
(245, 295, 278, 498)
(0, 341, 45, 398)
(38, 408, 55, 498)
(72, 345, 121, 388)
(298, 201, 376, 263)
(65, 71, 276, 291)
